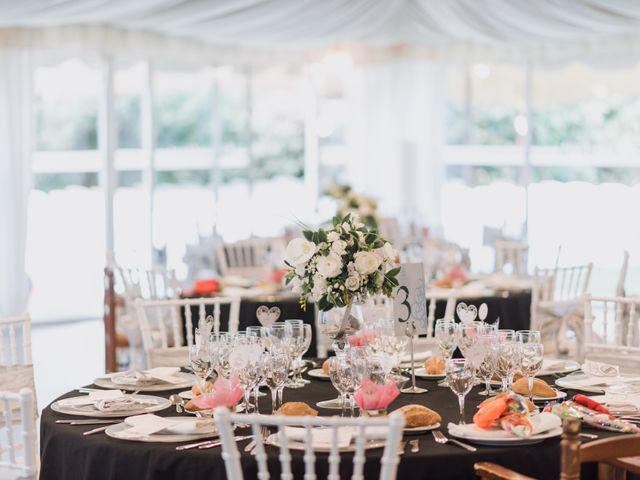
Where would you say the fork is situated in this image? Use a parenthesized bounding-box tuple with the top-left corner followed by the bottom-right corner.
(250, 426, 271, 455)
(432, 430, 477, 452)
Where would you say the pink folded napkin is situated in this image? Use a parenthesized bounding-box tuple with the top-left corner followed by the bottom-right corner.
(191, 375, 244, 410)
(354, 378, 399, 411)
(347, 331, 376, 347)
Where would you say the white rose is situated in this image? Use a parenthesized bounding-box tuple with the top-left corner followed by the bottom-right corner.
(354, 251, 382, 275)
(315, 252, 343, 278)
(327, 231, 340, 242)
(295, 264, 306, 276)
(345, 275, 360, 291)
(375, 242, 397, 262)
(285, 238, 316, 266)
(331, 239, 347, 255)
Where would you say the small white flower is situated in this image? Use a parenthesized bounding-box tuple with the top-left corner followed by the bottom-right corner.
(354, 251, 382, 275)
(345, 275, 360, 291)
(331, 239, 347, 255)
(316, 252, 343, 278)
(327, 231, 340, 242)
(285, 238, 316, 266)
(347, 261, 356, 274)
(317, 242, 328, 250)
(341, 222, 350, 231)
(295, 265, 306, 276)
(357, 231, 366, 244)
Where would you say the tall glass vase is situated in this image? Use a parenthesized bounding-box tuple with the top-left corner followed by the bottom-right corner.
(319, 301, 363, 356)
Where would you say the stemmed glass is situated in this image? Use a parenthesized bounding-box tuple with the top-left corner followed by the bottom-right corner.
(516, 330, 542, 344)
(263, 352, 290, 414)
(263, 322, 292, 355)
(212, 332, 232, 379)
(520, 342, 544, 400)
(189, 340, 213, 391)
(435, 319, 457, 360)
(446, 358, 475, 424)
(493, 341, 520, 392)
(285, 320, 306, 388)
(476, 333, 497, 396)
(328, 356, 350, 416)
(230, 336, 263, 413)
(318, 305, 362, 354)
(292, 323, 312, 386)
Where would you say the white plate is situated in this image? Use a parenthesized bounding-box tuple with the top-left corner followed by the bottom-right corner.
(51, 394, 172, 418)
(404, 423, 440, 434)
(414, 368, 445, 380)
(555, 373, 606, 394)
(105, 417, 219, 443)
(307, 369, 330, 380)
(448, 426, 562, 446)
(539, 359, 581, 376)
(94, 372, 197, 392)
(266, 434, 385, 452)
(530, 389, 567, 403)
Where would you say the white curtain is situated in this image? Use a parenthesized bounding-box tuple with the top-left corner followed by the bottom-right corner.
(0, 48, 32, 317)
(345, 58, 445, 228)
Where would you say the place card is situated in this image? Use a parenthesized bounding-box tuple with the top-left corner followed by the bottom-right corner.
(393, 263, 427, 336)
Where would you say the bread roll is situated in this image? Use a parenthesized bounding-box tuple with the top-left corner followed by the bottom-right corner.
(423, 357, 445, 375)
(512, 377, 555, 398)
(191, 380, 214, 397)
(277, 402, 318, 417)
(395, 404, 441, 428)
(322, 358, 331, 375)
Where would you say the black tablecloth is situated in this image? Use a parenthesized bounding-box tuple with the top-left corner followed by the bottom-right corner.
(41, 365, 606, 480)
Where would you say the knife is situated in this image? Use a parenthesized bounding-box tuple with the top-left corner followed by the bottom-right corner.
(176, 435, 253, 451)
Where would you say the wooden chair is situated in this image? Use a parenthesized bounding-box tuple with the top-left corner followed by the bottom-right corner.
(530, 263, 592, 357)
(214, 408, 405, 480)
(0, 388, 37, 480)
(0, 314, 36, 411)
(584, 295, 640, 370)
(134, 297, 240, 368)
(216, 238, 282, 279)
(475, 418, 640, 480)
(494, 239, 528, 277)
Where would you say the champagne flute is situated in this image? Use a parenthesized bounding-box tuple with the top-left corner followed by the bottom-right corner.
(285, 321, 305, 388)
(476, 333, 497, 396)
(493, 341, 520, 392)
(520, 342, 544, 400)
(446, 358, 475, 424)
(328, 356, 349, 416)
(435, 319, 457, 386)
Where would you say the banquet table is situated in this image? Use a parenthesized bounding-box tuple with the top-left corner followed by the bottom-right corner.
(41, 366, 607, 480)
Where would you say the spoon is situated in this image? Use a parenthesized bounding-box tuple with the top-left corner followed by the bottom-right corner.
(169, 394, 185, 413)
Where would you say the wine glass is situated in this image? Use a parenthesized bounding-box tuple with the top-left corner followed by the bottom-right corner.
(189, 341, 213, 390)
(285, 320, 306, 388)
(493, 341, 520, 392)
(264, 322, 292, 355)
(476, 334, 497, 396)
(231, 341, 263, 413)
(516, 330, 542, 344)
(263, 352, 290, 414)
(435, 319, 457, 360)
(446, 358, 475, 424)
(328, 356, 349, 416)
(296, 324, 313, 385)
(520, 342, 544, 400)
(496, 329, 516, 343)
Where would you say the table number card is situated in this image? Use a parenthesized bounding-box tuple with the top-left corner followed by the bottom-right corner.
(393, 262, 427, 336)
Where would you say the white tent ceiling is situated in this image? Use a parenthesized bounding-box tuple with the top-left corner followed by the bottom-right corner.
(2, 0, 640, 55)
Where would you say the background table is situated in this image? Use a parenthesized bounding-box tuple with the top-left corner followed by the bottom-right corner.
(41, 365, 606, 480)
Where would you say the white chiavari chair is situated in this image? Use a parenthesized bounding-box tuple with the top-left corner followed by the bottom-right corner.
(425, 290, 457, 338)
(584, 295, 640, 370)
(616, 251, 629, 298)
(216, 238, 280, 279)
(0, 315, 36, 411)
(135, 297, 240, 368)
(0, 389, 37, 480)
(494, 240, 528, 277)
(531, 263, 593, 357)
(214, 408, 405, 480)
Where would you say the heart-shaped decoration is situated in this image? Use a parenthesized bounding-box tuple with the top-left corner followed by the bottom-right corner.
(256, 306, 281, 327)
(456, 303, 477, 325)
(478, 303, 488, 321)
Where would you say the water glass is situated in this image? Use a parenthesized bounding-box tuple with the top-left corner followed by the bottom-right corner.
(264, 352, 290, 414)
(493, 341, 520, 392)
(189, 342, 213, 390)
(516, 330, 542, 344)
(435, 319, 457, 359)
(520, 342, 544, 400)
(496, 329, 516, 343)
(446, 358, 475, 424)
(264, 322, 292, 355)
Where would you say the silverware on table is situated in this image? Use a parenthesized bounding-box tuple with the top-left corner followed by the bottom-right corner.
(176, 435, 253, 451)
(432, 430, 477, 452)
(244, 439, 257, 452)
(57, 419, 120, 426)
(169, 394, 185, 413)
(409, 439, 420, 453)
(579, 433, 599, 439)
(83, 425, 110, 436)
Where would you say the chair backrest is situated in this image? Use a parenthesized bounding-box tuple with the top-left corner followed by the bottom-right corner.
(532, 263, 593, 305)
(616, 251, 630, 298)
(216, 238, 277, 278)
(494, 240, 528, 276)
(584, 295, 640, 366)
(425, 291, 457, 337)
(117, 267, 179, 304)
(134, 297, 241, 367)
(214, 408, 405, 480)
(0, 314, 31, 367)
(0, 388, 37, 479)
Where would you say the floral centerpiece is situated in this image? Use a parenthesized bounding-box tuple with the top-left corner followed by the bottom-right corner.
(284, 214, 400, 346)
(325, 184, 379, 229)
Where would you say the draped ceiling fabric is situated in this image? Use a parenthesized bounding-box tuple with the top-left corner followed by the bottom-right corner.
(1, 0, 640, 62)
